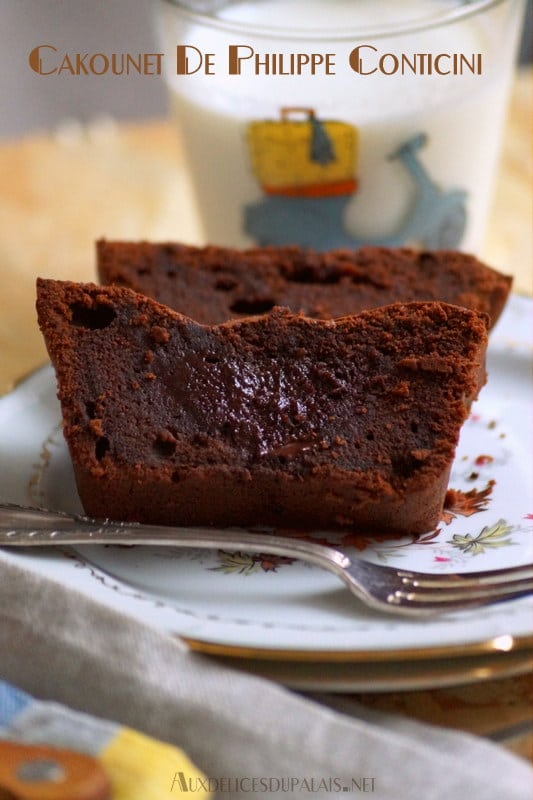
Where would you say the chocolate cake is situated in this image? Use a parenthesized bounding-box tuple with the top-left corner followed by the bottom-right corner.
(36, 279, 488, 535)
(97, 240, 511, 327)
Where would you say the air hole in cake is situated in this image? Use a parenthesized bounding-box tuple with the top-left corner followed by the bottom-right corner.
(221, 421, 235, 439)
(289, 269, 341, 285)
(70, 302, 116, 330)
(215, 277, 238, 291)
(85, 400, 97, 419)
(350, 273, 388, 287)
(392, 454, 417, 479)
(137, 268, 149, 276)
(153, 435, 177, 457)
(366, 431, 375, 441)
(95, 436, 110, 460)
(204, 355, 219, 364)
(166, 270, 176, 278)
(230, 298, 276, 315)
(411, 421, 419, 433)
(171, 470, 181, 483)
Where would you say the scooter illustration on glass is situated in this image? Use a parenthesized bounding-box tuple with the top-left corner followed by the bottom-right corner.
(244, 108, 467, 251)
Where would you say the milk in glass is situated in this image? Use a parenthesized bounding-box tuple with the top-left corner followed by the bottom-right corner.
(159, 0, 523, 251)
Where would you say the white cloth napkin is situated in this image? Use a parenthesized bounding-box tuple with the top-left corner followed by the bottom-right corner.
(0, 552, 530, 800)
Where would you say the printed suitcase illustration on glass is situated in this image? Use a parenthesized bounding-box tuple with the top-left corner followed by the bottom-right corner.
(247, 107, 358, 197)
(244, 107, 467, 250)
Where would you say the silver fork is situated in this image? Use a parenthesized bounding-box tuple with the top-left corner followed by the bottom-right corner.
(0, 503, 531, 617)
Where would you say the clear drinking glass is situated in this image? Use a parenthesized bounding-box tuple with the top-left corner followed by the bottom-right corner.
(156, 0, 525, 252)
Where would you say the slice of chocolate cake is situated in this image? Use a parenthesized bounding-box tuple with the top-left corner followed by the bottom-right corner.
(97, 240, 511, 327)
(36, 279, 488, 535)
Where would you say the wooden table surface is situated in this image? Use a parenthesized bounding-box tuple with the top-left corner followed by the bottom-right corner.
(0, 68, 531, 761)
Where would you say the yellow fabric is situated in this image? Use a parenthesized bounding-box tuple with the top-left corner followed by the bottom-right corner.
(99, 727, 211, 799)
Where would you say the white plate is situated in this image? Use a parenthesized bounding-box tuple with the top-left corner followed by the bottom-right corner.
(0, 295, 532, 677)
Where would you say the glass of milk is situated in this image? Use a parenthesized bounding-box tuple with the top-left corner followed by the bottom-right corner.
(156, 0, 525, 252)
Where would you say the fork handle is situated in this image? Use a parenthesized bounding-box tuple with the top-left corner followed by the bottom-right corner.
(0, 503, 350, 573)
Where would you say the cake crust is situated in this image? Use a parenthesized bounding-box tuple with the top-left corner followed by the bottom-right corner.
(36, 278, 488, 535)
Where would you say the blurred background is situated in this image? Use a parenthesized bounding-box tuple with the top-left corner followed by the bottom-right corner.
(0, 0, 167, 139)
(0, 0, 531, 138)
(0, 0, 530, 394)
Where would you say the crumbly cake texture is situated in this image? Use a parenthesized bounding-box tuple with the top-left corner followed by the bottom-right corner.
(36, 279, 488, 535)
(97, 240, 511, 327)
